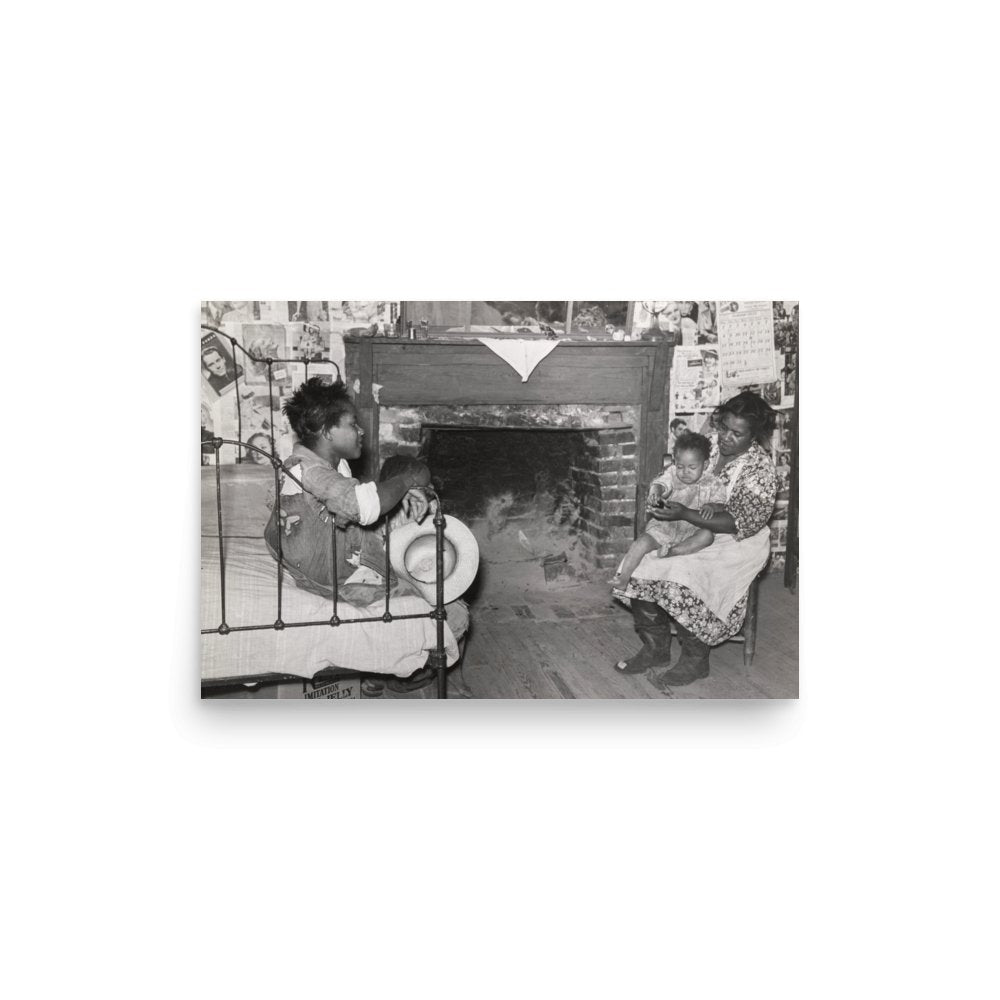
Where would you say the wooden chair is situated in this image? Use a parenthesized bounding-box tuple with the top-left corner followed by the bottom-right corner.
(731, 565, 766, 675)
(634, 483, 766, 676)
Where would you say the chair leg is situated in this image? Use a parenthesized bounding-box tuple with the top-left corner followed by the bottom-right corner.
(742, 575, 761, 677)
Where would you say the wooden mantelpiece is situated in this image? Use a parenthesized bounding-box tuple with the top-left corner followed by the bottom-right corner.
(344, 337, 672, 486)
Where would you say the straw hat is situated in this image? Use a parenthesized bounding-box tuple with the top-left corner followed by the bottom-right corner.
(389, 515, 480, 605)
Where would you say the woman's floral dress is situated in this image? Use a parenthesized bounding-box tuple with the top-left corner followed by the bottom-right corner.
(620, 441, 776, 645)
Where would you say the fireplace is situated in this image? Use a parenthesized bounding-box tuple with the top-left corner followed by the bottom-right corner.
(345, 336, 672, 575)
(377, 405, 637, 570)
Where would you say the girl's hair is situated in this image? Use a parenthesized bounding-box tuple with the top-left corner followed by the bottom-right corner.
(282, 376, 354, 448)
(673, 430, 711, 462)
(713, 390, 777, 447)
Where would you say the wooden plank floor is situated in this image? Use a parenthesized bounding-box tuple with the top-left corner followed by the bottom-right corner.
(387, 574, 798, 699)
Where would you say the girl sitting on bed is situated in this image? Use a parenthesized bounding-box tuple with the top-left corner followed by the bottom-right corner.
(263, 377, 430, 604)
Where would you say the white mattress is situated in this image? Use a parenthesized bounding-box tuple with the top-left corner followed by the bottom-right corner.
(201, 467, 464, 681)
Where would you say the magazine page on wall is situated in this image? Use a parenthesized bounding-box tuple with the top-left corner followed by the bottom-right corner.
(239, 323, 288, 387)
(199, 329, 242, 398)
(670, 347, 720, 414)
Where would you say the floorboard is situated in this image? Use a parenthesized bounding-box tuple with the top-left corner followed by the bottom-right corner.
(546, 623, 627, 699)
(456, 573, 798, 699)
(481, 622, 566, 699)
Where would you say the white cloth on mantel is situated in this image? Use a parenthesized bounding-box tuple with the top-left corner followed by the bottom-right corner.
(477, 338, 559, 381)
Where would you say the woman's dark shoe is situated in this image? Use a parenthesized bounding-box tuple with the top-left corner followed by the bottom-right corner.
(654, 624, 711, 687)
(613, 642, 666, 674)
(646, 668, 673, 693)
(613, 600, 672, 674)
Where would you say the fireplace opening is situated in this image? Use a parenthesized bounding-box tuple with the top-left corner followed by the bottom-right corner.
(425, 427, 583, 522)
(417, 425, 637, 607)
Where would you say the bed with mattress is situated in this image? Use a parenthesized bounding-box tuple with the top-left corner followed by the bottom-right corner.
(201, 464, 467, 691)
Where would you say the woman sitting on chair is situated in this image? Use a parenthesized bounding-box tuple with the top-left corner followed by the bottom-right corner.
(612, 391, 777, 689)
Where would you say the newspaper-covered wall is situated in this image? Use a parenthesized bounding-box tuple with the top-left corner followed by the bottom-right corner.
(199, 299, 798, 574)
(200, 302, 397, 466)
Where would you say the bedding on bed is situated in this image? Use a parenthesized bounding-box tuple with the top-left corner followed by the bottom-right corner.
(201, 467, 466, 682)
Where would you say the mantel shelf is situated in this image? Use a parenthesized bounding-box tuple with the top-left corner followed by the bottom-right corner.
(344, 335, 671, 350)
(345, 335, 672, 486)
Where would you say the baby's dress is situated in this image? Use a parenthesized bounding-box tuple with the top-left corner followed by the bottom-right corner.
(644, 467, 727, 552)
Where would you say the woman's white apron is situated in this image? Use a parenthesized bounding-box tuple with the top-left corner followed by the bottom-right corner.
(628, 452, 771, 621)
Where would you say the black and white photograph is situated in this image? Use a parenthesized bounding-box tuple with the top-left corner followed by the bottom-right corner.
(288, 300, 329, 324)
(401, 302, 637, 339)
(199, 330, 243, 396)
(695, 300, 718, 343)
(201, 300, 255, 326)
(568, 301, 629, 338)
(775, 451, 792, 499)
(328, 300, 395, 336)
(481, 300, 568, 333)
(200, 400, 216, 466)
(760, 376, 782, 406)
(630, 299, 681, 340)
(782, 349, 797, 404)
(239, 323, 288, 385)
(775, 409, 792, 451)
(201, 300, 799, 700)
(773, 299, 799, 353)
(289, 322, 330, 361)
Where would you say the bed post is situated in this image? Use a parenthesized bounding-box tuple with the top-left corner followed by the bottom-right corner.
(213, 438, 229, 635)
(229, 334, 244, 464)
(430, 501, 447, 699)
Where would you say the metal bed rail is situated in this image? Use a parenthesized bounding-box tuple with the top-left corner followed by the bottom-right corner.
(200, 325, 451, 698)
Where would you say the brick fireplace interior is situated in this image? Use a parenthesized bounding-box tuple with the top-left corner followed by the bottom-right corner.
(380, 404, 638, 605)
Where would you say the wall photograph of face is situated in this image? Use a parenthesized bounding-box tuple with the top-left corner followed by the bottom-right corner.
(200, 331, 242, 397)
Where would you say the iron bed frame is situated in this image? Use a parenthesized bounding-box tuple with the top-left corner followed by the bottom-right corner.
(200, 325, 453, 699)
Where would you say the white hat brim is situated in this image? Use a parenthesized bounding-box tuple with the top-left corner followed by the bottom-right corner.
(388, 514, 480, 605)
